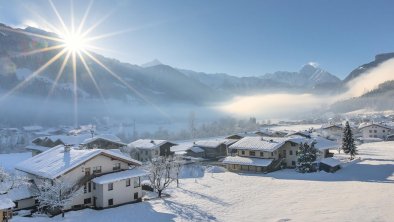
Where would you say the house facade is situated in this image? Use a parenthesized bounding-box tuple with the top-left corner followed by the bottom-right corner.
(15, 145, 146, 211)
(358, 123, 391, 140)
(126, 139, 176, 162)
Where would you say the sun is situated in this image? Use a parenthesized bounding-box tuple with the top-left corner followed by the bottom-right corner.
(62, 32, 88, 53)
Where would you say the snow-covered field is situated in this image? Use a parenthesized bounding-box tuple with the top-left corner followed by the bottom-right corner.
(8, 142, 394, 222)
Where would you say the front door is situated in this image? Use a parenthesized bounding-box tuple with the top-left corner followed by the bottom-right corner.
(93, 197, 96, 207)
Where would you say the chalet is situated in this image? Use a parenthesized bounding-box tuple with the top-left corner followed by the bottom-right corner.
(318, 157, 341, 173)
(126, 139, 176, 162)
(320, 123, 343, 139)
(0, 198, 14, 222)
(0, 185, 36, 211)
(15, 145, 146, 211)
(223, 136, 338, 173)
(27, 134, 124, 156)
(358, 123, 391, 140)
(193, 139, 235, 159)
(79, 136, 127, 150)
(170, 143, 205, 159)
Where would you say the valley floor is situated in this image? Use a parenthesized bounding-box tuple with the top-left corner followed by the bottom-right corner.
(10, 142, 394, 222)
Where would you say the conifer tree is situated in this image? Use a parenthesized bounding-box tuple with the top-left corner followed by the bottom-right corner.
(296, 142, 317, 173)
(342, 121, 357, 160)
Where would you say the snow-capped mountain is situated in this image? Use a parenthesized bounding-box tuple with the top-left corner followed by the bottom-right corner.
(261, 63, 341, 89)
(343, 52, 394, 83)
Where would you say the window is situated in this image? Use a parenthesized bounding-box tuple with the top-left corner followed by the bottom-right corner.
(369, 130, 372, 133)
(15, 201, 18, 208)
(93, 183, 96, 190)
(134, 192, 139, 200)
(113, 163, 121, 171)
(260, 152, 264, 157)
(249, 151, 255, 156)
(289, 150, 293, 155)
(383, 130, 386, 133)
(134, 177, 140, 188)
(88, 182, 91, 193)
(291, 143, 296, 147)
(108, 199, 113, 206)
(145, 150, 148, 155)
(241, 150, 245, 155)
(374, 130, 377, 133)
(271, 152, 274, 157)
(126, 179, 131, 187)
(108, 183, 113, 191)
(292, 161, 296, 166)
(84, 198, 91, 204)
(93, 166, 102, 174)
(84, 183, 87, 193)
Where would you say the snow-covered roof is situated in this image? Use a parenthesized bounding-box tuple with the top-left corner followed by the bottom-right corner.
(0, 198, 15, 209)
(222, 156, 273, 167)
(229, 136, 289, 152)
(128, 139, 170, 150)
(190, 147, 204, 153)
(34, 134, 92, 145)
(358, 122, 392, 130)
(0, 185, 35, 201)
(15, 146, 141, 179)
(81, 135, 126, 146)
(25, 144, 50, 152)
(309, 137, 339, 150)
(194, 139, 226, 148)
(92, 169, 149, 184)
(170, 143, 194, 153)
(320, 157, 341, 167)
(321, 123, 342, 129)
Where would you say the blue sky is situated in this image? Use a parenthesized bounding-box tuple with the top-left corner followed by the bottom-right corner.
(1, 0, 394, 78)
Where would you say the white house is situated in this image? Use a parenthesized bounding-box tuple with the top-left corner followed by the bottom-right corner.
(320, 123, 343, 139)
(15, 145, 146, 211)
(358, 123, 391, 140)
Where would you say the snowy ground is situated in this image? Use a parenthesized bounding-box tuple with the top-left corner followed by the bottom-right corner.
(9, 142, 394, 222)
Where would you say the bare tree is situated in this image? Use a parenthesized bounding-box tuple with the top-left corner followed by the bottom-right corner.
(0, 166, 29, 193)
(35, 179, 82, 217)
(148, 156, 180, 198)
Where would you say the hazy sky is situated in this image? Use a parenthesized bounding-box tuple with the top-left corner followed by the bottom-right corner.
(1, 0, 394, 78)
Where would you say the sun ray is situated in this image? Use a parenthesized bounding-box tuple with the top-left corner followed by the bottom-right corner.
(71, 51, 78, 127)
(45, 50, 72, 101)
(77, 51, 110, 113)
(80, 9, 115, 38)
(82, 49, 172, 120)
(14, 44, 66, 58)
(77, 0, 94, 35)
(70, 0, 75, 33)
(0, 48, 68, 102)
(49, 0, 70, 37)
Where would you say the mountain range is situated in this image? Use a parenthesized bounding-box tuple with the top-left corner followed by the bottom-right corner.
(1, 23, 394, 112)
